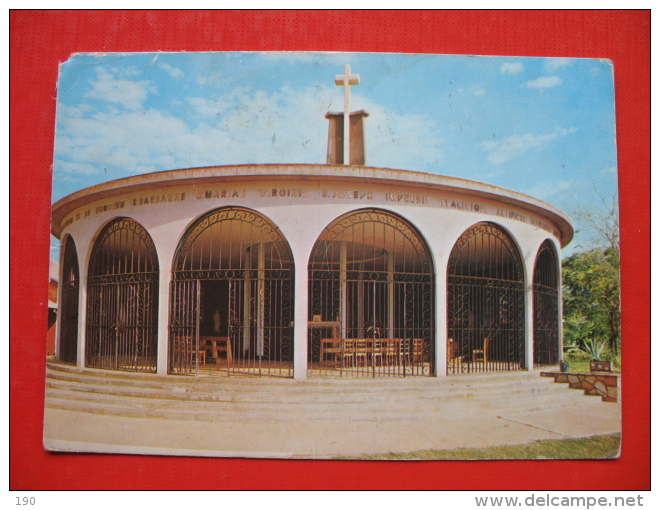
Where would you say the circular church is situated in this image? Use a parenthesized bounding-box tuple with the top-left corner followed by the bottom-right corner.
(52, 67, 572, 381)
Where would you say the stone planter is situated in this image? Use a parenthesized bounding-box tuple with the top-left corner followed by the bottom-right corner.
(590, 360, 613, 373)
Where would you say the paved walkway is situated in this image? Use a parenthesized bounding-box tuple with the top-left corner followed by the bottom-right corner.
(43, 377, 621, 459)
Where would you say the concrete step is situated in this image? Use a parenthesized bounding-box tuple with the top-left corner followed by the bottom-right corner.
(44, 362, 596, 422)
(45, 382, 580, 423)
(45, 376, 575, 409)
(45, 367, 566, 406)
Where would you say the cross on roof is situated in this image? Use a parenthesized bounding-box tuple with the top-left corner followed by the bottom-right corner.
(334, 64, 360, 165)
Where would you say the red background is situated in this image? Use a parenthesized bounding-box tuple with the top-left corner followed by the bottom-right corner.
(10, 10, 650, 490)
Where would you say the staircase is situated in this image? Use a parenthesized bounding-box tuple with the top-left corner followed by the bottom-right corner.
(540, 371, 619, 403)
(45, 361, 611, 423)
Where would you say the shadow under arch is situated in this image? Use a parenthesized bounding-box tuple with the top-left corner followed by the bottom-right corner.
(307, 208, 435, 377)
(169, 206, 295, 377)
(447, 221, 525, 374)
(58, 234, 80, 364)
(86, 217, 159, 372)
(533, 239, 560, 366)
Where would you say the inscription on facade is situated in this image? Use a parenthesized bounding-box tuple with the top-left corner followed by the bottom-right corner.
(133, 193, 186, 206)
(260, 188, 308, 198)
(323, 189, 373, 200)
(58, 183, 560, 240)
(386, 193, 428, 205)
(438, 198, 486, 212)
(196, 189, 245, 200)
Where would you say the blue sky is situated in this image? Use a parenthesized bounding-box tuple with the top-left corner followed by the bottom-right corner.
(52, 51, 618, 258)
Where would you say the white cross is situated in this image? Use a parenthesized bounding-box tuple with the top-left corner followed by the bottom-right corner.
(335, 64, 360, 165)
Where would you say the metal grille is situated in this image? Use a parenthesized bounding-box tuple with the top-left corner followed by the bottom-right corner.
(170, 207, 294, 377)
(533, 240, 560, 366)
(447, 223, 525, 374)
(308, 209, 434, 377)
(86, 218, 159, 372)
(58, 235, 79, 364)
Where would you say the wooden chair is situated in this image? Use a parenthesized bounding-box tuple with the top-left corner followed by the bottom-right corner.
(321, 339, 343, 367)
(354, 339, 370, 367)
(412, 338, 424, 363)
(448, 340, 463, 363)
(447, 340, 464, 372)
(174, 336, 206, 366)
(472, 337, 490, 364)
(383, 339, 400, 366)
(399, 338, 411, 365)
(372, 340, 385, 366)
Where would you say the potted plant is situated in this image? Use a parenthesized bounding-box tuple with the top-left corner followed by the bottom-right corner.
(583, 339, 612, 373)
(559, 359, 570, 373)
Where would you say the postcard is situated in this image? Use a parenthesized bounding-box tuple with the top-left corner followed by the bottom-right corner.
(44, 51, 620, 459)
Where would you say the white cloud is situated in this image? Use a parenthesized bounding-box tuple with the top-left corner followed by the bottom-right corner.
(53, 159, 100, 176)
(600, 166, 617, 177)
(472, 88, 486, 96)
(526, 76, 562, 89)
(523, 179, 580, 201)
(480, 127, 576, 165)
(365, 102, 443, 171)
(481, 133, 556, 164)
(54, 82, 444, 181)
(55, 106, 196, 174)
(545, 57, 573, 71)
(158, 63, 184, 78)
(186, 96, 234, 117)
(500, 62, 524, 74)
(85, 67, 152, 110)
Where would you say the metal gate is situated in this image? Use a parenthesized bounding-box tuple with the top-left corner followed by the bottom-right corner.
(58, 235, 79, 364)
(308, 209, 434, 377)
(85, 218, 159, 372)
(447, 222, 525, 374)
(170, 207, 294, 377)
(533, 240, 560, 366)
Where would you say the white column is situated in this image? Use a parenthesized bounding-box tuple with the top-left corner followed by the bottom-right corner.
(524, 276, 535, 371)
(435, 257, 447, 377)
(156, 268, 172, 375)
(293, 259, 308, 380)
(557, 246, 565, 365)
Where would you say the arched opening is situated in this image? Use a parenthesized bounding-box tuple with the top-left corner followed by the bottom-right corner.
(170, 207, 294, 377)
(447, 222, 525, 374)
(533, 240, 560, 366)
(86, 218, 159, 372)
(58, 235, 80, 364)
(308, 209, 434, 377)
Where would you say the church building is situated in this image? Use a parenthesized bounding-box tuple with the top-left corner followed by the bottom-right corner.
(51, 65, 572, 380)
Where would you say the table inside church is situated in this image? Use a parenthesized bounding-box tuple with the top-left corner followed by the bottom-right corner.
(199, 336, 233, 363)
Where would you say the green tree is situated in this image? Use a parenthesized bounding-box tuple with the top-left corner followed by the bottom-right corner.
(562, 247, 620, 355)
(562, 192, 620, 357)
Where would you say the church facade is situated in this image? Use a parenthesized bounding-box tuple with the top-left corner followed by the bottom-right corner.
(52, 162, 572, 380)
(51, 65, 572, 381)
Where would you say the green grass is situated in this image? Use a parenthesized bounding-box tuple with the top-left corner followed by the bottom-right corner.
(339, 434, 620, 460)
